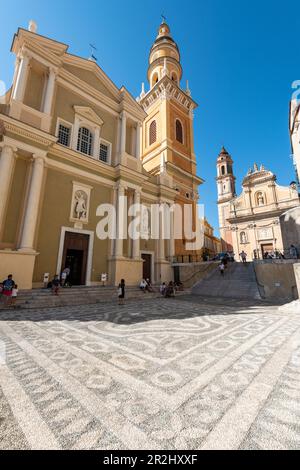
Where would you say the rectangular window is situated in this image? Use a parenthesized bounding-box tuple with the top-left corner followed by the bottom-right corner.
(58, 123, 71, 147)
(99, 142, 110, 163)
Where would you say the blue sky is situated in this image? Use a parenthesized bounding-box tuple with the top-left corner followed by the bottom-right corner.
(0, 0, 299, 235)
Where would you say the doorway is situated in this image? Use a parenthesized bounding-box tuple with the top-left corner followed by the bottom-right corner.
(62, 232, 89, 285)
(142, 253, 152, 281)
(261, 243, 273, 259)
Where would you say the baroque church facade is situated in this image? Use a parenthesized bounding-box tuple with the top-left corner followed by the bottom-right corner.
(0, 20, 203, 289)
(216, 147, 300, 259)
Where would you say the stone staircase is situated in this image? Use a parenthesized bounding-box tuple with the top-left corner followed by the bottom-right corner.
(0, 286, 165, 310)
(192, 262, 262, 300)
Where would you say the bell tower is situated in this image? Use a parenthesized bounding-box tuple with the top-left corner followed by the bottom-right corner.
(138, 20, 204, 257)
(216, 147, 236, 251)
(216, 147, 236, 202)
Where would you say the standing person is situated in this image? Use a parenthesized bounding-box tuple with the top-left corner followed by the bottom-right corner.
(290, 245, 298, 259)
(11, 285, 19, 308)
(2, 275, 16, 306)
(62, 267, 71, 286)
(118, 279, 125, 305)
(219, 262, 225, 276)
(51, 275, 60, 296)
(160, 282, 167, 296)
(240, 251, 247, 264)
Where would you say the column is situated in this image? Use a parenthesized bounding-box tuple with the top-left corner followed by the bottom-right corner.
(120, 111, 127, 155)
(135, 122, 142, 159)
(111, 186, 118, 256)
(12, 53, 30, 102)
(0, 146, 16, 236)
(115, 184, 126, 258)
(169, 207, 175, 260)
(93, 126, 101, 160)
(43, 67, 56, 115)
(132, 190, 141, 259)
(158, 205, 165, 261)
(19, 155, 45, 252)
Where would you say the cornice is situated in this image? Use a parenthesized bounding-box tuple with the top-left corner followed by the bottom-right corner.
(139, 76, 197, 113)
(0, 114, 56, 148)
(12, 28, 68, 57)
(50, 143, 116, 179)
(167, 161, 204, 185)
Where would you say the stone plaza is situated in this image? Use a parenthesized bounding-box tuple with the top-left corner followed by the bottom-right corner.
(0, 296, 300, 450)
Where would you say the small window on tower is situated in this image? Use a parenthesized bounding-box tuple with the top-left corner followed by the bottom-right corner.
(175, 119, 184, 144)
(149, 120, 157, 146)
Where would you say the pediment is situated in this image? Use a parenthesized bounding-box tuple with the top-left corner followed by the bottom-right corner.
(74, 106, 104, 127)
(63, 57, 119, 101)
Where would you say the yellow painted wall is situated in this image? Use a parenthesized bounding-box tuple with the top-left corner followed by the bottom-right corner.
(2, 157, 28, 246)
(52, 86, 118, 154)
(24, 67, 45, 112)
(64, 64, 117, 101)
(33, 168, 111, 284)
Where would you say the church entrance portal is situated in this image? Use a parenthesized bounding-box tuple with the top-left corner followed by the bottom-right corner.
(142, 254, 152, 281)
(62, 232, 89, 285)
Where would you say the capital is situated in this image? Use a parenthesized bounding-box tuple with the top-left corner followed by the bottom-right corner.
(32, 154, 46, 165)
(49, 66, 58, 76)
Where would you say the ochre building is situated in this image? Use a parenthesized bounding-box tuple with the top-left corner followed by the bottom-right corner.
(216, 147, 300, 260)
(0, 20, 203, 288)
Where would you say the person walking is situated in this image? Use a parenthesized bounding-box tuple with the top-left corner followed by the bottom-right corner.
(51, 275, 60, 296)
(219, 262, 225, 276)
(2, 275, 16, 306)
(118, 279, 125, 305)
(240, 251, 247, 264)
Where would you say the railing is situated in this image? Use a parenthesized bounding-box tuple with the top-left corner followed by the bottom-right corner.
(168, 255, 205, 264)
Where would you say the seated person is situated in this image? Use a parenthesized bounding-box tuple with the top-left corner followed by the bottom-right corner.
(146, 278, 154, 292)
(165, 281, 175, 298)
(140, 279, 147, 292)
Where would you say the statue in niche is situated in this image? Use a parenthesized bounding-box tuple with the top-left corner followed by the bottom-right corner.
(141, 207, 150, 237)
(257, 192, 265, 206)
(240, 232, 247, 244)
(73, 190, 88, 220)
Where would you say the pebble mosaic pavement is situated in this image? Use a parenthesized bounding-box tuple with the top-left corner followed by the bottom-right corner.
(0, 296, 300, 450)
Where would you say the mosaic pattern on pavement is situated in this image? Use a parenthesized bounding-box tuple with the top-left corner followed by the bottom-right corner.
(0, 297, 300, 450)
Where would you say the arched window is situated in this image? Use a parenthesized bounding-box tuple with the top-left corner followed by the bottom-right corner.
(151, 73, 159, 88)
(221, 165, 226, 176)
(175, 119, 183, 144)
(149, 120, 157, 146)
(256, 192, 265, 207)
(171, 72, 178, 83)
(77, 127, 93, 156)
(240, 232, 247, 244)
